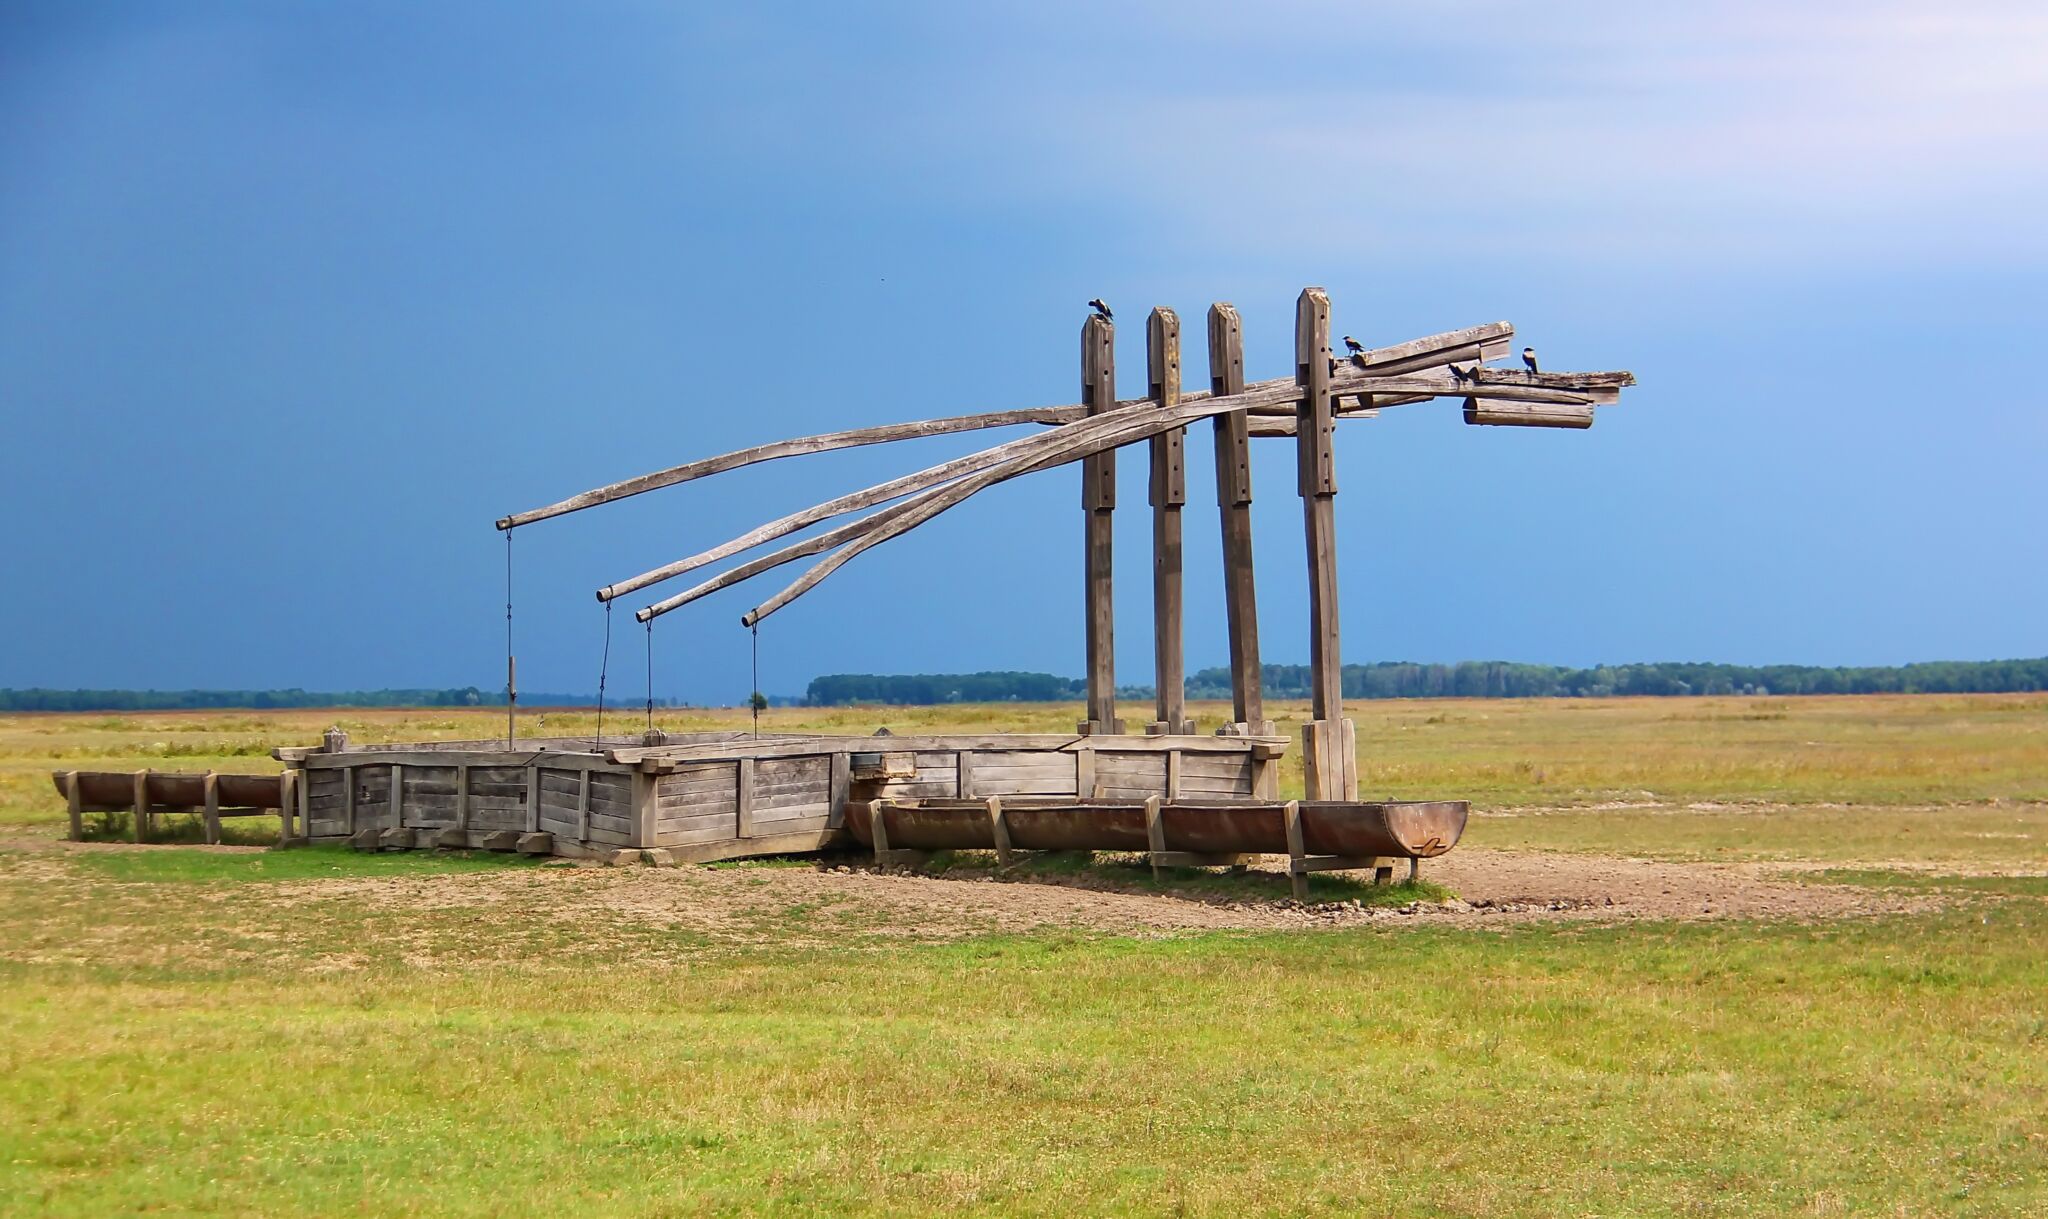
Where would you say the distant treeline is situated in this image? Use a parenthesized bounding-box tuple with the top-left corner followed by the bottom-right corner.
(806, 658, 2048, 705)
(0, 688, 680, 712)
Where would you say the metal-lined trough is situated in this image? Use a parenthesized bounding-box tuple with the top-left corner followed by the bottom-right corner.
(849, 796, 1468, 898)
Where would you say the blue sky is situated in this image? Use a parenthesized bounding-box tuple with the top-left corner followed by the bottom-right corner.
(2, 2, 2043, 701)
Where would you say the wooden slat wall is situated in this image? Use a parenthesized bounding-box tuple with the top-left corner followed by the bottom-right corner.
(305, 768, 349, 838)
(1178, 753, 1255, 798)
(1095, 752, 1168, 801)
(538, 767, 635, 846)
(961, 751, 1080, 798)
(750, 756, 832, 827)
(654, 762, 740, 847)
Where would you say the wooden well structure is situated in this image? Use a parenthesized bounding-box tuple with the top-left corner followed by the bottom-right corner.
(277, 288, 1633, 891)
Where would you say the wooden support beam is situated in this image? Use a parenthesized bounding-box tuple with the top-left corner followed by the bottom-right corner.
(455, 763, 471, 833)
(202, 771, 221, 846)
(65, 770, 82, 842)
(735, 757, 754, 839)
(132, 769, 148, 843)
(390, 763, 406, 831)
(577, 768, 592, 844)
(499, 405, 1080, 531)
(1296, 288, 1355, 802)
(1463, 398, 1596, 429)
(1081, 313, 1122, 735)
(609, 320, 1550, 606)
(1147, 307, 1192, 736)
(827, 751, 850, 830)
(1208, 303, 1267, 734)
(987, 796, 1013, 869)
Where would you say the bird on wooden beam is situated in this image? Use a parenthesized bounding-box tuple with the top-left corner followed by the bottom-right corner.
(1342, 335, 1366, 357)
(1522, 346, 1540, 375)
(1088, 299, 1113, 322)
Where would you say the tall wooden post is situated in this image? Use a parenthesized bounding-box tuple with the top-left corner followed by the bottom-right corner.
(1079, 313, 1123, 734)
(1147, 308, 1193, 736)
(1295, 288, 1357, 799)
(1208, 303, 1270, 738)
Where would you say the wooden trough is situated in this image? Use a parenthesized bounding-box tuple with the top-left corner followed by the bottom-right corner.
(849, 796, 1468, 898)
(52, 769, 296, 845)
(272, 728, 1292, 865)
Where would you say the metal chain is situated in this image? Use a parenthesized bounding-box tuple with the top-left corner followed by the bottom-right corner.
(504, 528, 515, 746)
(596, 598, 612, 746)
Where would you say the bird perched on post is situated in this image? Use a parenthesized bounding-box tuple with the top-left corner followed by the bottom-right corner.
(1088, 299, 1113, 322)
(1342, 335, 1366, 357)
(1521, 346, 1540, 375)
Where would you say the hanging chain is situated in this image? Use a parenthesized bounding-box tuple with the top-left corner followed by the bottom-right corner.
(504, 528, 516, 747)
(596, 598, 613, 746)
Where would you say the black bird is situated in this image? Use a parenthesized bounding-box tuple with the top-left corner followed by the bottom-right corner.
(1449, 363, 1471, 383)
(1088, 299, 1113, 322)
(1521, 346, 1540, 375)
(1342, 335, 1366, 357)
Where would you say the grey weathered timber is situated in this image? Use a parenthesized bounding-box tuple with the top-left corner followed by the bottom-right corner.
(1463, 398, 1596, 428)
(516, 831, 554, 855)
(1081, 313, 1122, 734)
(500, 405, 1081, 532)
(202, 771, 221, 845)
(1296, 289, 1354, 801)
(621, 322, 1595, 616)
(132, 769, 147, 843)
(65, 769, 82, 841)
(481, 830, 522, 851)
(735, 757, 754, 839)
(390, 763, 406, 830)
(1147, 307, 1193, 736)
(1208, 303, 1267, 734)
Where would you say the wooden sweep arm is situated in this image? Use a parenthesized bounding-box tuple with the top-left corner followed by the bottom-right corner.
(505, 321, 1521, 533)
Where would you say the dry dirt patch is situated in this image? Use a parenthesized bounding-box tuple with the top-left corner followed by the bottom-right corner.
(257, 846, 1928, 946)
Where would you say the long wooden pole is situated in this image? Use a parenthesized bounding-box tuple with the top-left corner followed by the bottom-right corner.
(1147, 308, 1191, 735)
(1081, 314, 1122, 735)
(515, 321, 1532, 537)
(1208, 303, 1267, 735)
(1296, 288, 1356, 801)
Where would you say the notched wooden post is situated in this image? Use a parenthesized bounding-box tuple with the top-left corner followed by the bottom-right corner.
(1147, 307, 1193, 736)
(1079, 312, 1124, 735)
(1208, 303, 1269, 737)
(1295, 287, 1356, 801)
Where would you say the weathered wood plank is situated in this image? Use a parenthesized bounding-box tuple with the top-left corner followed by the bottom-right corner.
(1208, 302, 1265, 732)
(1148, 306, 1191, 737)
(1463, 398, 1596, 428)
(736, 757, 754, 839)
(1081, 311, 1122, 735)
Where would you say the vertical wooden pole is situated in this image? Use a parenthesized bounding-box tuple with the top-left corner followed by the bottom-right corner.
(1295, 287, 1356, 801)
(1080, 313, 1123, 735)
(390, 763, 406, 831)
(202, 771, 221, 846)
(1208, 303, 1268, 736)
(577, 768, 592, 844)
(65, 771, 82, 842)
(827, 751, 850, 830)
(735, 758, 754, 839)
(455, 764, 471, 839)
(132, 769, 148, 843)
(1147, 307, 1193, 736)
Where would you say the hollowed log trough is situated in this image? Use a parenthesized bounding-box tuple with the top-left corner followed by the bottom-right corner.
(847, 797, 1468, 899)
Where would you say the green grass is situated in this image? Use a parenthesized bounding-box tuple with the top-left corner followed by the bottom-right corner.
(59, 842, 544, 885)
(1467, 803, 2048, 867)
(920, 848, 1450, 905)
(0, 894, 2041, 1216)
(4, 698, 2048, 1214)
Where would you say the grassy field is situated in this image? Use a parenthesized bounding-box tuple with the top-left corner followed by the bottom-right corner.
(2, 695, 2045, 1215)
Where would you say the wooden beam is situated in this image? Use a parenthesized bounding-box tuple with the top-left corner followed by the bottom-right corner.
(1463, 398, 1596, 429)
(731, 380, 1220, 627)
(1296, 288, 1352, 802)
(1208, 303, 1265, 733)
(65, 770, 82, 841)
(560, 322, 1530, 558)
(1147, 307, 1191, 736)
(202, 771, 221, 845)
(1081, 312, 1122, 735)
(132, 769, 147, 843)
(498, 405, 1080, 531)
